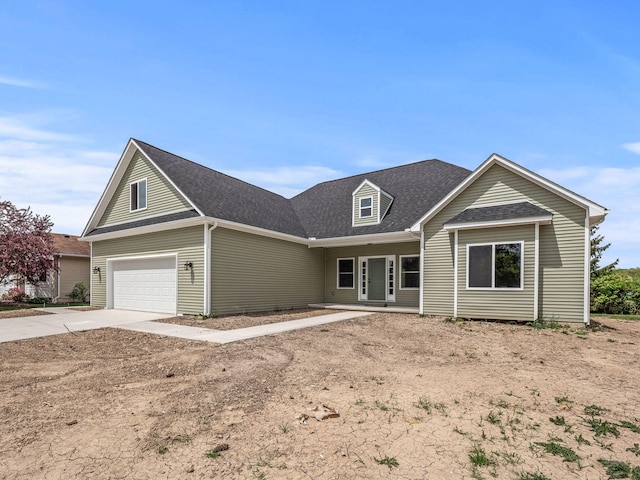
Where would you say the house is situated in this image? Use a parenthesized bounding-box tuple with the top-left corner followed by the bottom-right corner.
(48, 233, 91, 302)
(1, 233, 91, 302)
(81, 139, 608, 324)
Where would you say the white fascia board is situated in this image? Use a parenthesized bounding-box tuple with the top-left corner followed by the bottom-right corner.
(81, 139, 138, 237)
(410, 154, 608, 232)
(308, 231, 417, 248)
(443, 215, 553, 232)
(212, 218, 311, 245)
(352, 179, 381, 196)
(493, 155, 608, 219)
(81, 139, 203, 237)
(82, 215, 312, 246)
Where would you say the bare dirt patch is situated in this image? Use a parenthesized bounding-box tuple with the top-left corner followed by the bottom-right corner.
(0, 309, 51, 319)
(160, 308, 342, 330)
(0, 312, 639, 479)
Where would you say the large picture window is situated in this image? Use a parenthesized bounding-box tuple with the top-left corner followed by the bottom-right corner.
(467, 242, 523, 289)
(337, 258, 354, 289)
(130, 178, 147, 211)
(400, 255, 420, 289)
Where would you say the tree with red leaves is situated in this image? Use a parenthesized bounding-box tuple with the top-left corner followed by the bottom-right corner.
(0, 199, 55, 287)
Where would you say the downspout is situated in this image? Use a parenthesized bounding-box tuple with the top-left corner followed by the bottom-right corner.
(584, 211, 591, 325)
(533, 223, 540, 321)
(204, 221, 218, 316)
(453, 229, 459, 318)
(55, 254, 61, 303)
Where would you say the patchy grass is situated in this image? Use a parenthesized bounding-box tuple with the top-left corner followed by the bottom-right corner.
(533, 441, 580, 463)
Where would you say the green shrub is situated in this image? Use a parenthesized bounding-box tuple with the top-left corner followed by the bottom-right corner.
(28, 296, 51, 304)
(69, 282, 88, 303)
(591, 273, 640, 315)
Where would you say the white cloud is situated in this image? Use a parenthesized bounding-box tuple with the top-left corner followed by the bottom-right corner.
(0, 120, 118, 235)
(621, 142, 640, 155)
(0, 116, 77, 142)
(224, 165, 343, 197)
(0, 74, 48, 89)
(538, 166, 640, 268)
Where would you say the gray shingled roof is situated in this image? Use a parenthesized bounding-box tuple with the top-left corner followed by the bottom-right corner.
(290, 160, 472, 238)
(86, 210, 201, 237)
(445, 202, 552, 226)
(135, 140, 309, 237)
(89, 139, 473, 239)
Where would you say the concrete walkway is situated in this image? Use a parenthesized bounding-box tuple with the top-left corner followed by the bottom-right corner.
(117, 311, 374, 344)
(0, 309, 375, 344)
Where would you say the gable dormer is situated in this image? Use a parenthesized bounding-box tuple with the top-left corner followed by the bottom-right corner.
(352, 180, 394, 227)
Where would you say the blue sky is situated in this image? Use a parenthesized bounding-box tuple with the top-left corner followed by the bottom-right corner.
(1, 1, 638, 267)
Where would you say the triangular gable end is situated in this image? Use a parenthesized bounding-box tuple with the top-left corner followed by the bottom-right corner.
(81, 139, 203, 237)
(410, 153, 608, 232)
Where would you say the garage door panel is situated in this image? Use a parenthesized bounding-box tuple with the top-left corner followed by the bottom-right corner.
(112, 257, 176, 314)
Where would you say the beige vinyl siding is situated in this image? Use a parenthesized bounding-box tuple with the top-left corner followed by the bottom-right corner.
(353, 184, 379, 225)
(210, 228, 325, 315)
(380, 192, 393, 218)
(423, 164, 588, 323)
(91, 226, 204, 314)
(98, 150, 192, 227)
(457, 226, 535, 320)
(423, 223, 455, 316)
(324, 242, 420, 307)
(56, 256, 91, 302)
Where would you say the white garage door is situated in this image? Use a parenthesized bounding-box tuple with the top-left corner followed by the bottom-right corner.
(112, 257, 177, 313)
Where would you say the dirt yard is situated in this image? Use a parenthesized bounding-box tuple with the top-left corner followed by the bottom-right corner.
(1, 310, 639, 480)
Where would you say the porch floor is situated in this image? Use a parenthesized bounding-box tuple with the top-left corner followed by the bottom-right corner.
(309, 303, 419, 314)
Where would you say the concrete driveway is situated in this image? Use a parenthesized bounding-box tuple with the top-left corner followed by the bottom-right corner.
(0, 309, 171, 343)
(0, 308, 375, 344)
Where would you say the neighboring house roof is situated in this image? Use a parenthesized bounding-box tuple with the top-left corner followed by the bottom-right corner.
(51, 233, 90, 256)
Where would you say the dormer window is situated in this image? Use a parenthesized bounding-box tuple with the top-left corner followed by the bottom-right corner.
(352, 180, 394, 227)
(359, 197, 373, 218)
(130, 178, 147, 212)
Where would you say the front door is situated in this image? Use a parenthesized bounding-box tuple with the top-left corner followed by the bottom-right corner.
(368, 257, 387, 301)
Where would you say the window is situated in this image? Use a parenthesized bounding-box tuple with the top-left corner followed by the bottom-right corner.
(337, 258, 354, 289)
(468, 242, 523, 289)
(130, 179, 147, 211)
(359, 196, 373, 218)
(400, 255, 420, 289)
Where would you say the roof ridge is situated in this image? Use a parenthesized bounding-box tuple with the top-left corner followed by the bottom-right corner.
(290, 158, 462, 198)
(132, 138, 290, 201)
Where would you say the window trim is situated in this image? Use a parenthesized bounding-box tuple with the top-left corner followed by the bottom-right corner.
(359, 196, 373, 219)
(466, 241, 524, 291)
(399, 254, 420, 290)
(130, 178, 148, 212)
(336, 257, 355, 289)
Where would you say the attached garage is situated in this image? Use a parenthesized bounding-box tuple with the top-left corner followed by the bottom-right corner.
(109, 256, 177, 314)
